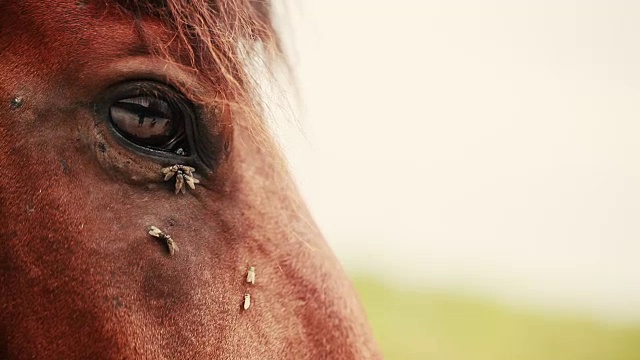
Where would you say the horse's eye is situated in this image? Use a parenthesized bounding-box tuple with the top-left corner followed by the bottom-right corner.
(109, 96, 187, 154)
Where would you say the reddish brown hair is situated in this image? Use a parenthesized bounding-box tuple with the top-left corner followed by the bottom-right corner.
(113, 0, 284, 129)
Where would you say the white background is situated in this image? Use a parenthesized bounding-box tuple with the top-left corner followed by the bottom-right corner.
(273, 0, 640, 322)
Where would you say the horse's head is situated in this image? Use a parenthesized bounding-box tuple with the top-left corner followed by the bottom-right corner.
(0, 1, 379, 358)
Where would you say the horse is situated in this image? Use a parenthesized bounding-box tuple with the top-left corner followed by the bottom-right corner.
(0, 1, 381, 358)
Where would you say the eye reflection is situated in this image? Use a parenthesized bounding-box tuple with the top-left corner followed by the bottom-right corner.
(109, 96, 186, 152)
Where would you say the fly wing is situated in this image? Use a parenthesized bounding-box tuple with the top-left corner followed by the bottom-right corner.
(175, 173, 184, 195)
(148, 226, 163, 238)
(184, 174, 196, 190)
(161, 165, 178, 175)
(181, 165, 196, 173)
(167, 238, 178, 256)
(247, 269, 256, 284)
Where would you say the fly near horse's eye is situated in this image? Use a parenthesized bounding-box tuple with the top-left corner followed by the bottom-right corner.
(109, 95, 188, 154)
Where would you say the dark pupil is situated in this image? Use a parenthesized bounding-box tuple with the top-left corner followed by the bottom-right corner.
(109, 96, 183, 150)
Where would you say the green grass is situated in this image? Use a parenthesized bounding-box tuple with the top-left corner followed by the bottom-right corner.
(352, 276, 640, 360)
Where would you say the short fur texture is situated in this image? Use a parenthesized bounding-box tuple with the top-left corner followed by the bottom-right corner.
(0, 1, 381, 358)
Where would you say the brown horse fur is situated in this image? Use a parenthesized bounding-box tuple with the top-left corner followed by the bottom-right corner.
(0, 1, 381, 358)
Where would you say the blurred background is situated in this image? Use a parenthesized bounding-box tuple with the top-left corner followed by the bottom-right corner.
(272, 1, 640, 358)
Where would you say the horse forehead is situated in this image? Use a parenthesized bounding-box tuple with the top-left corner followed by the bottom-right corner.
(0, 1, 177, 103)
(1, 2, 157, 71)
(4, 1, 132, 38)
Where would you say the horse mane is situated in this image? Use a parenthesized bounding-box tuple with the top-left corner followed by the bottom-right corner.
(112, 0, 286, 132)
